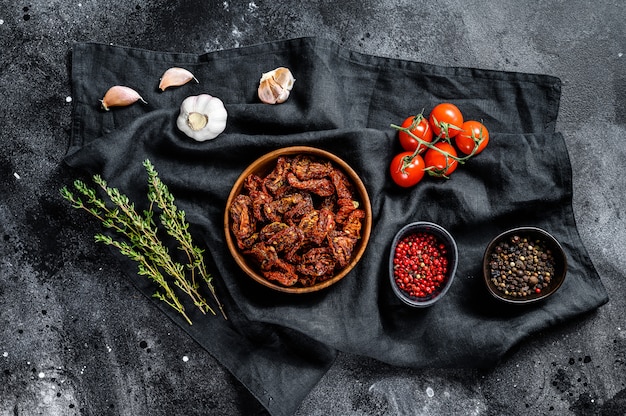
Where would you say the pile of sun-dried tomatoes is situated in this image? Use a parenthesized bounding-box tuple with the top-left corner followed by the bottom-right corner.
(229, 154, 366, 287)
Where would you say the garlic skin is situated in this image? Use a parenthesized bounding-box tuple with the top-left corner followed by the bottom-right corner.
(258, 67, 295, 104)
(159, 67, 199, 91)
(176, 94, 227, 142)
(100, 86, 146, 111)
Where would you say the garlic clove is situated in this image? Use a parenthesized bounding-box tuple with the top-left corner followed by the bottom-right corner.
(100, 86, 147, 111)
(258, 78, 280, 104)
(258, 67, 295, 104)
(272, 67, 295, 91)
(159, 67, 199, 91)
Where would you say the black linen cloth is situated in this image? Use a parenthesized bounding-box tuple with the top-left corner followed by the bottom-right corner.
(64, 37, 608, 416)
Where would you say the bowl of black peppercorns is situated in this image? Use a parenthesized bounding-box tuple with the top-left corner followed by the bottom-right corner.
(482, 227, 567, 304)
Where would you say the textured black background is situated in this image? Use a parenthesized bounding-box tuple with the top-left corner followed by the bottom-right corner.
(1, 1, 625, 415)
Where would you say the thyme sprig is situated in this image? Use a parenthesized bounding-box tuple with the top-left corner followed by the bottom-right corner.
(60, 160, 226, 324)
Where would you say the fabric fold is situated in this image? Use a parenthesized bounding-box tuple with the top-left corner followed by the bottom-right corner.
(64, 37, 606, 416)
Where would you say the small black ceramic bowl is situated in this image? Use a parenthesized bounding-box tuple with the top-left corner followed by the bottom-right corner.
(482, 227, 567, 305)
(389, 222, 458, 307)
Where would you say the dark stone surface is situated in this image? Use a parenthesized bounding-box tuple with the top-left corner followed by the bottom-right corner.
(1, 0, 625, 415)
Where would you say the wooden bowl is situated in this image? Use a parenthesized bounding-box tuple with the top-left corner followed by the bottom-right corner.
(224, 146, 372, 293)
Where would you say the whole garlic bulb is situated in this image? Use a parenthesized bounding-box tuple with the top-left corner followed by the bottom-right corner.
(258, 67, 295, 104)
(176, 94, 227, 141)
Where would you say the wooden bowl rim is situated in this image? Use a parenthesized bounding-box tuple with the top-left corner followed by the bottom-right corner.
(224, 146, 372, 294)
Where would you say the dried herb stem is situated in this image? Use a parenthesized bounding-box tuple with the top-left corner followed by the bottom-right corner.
(60, 160, 225, 324)
(143, 160, 226, 319)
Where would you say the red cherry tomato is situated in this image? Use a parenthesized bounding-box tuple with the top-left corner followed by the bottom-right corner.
(455, 120, 489, 155)
(424, 142, 458, 177)
(390, 152, 425, 187)
(398, 114, 433, 153)
(429, 103, 464, 139)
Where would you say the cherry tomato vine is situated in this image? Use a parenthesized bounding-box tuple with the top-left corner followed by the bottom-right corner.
(389, 103, 489, 187)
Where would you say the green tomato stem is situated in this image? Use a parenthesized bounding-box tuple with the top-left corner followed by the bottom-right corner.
(390, 123, 481, 163)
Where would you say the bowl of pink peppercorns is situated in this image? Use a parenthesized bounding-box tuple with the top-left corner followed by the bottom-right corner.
(389, 221, 458, 307)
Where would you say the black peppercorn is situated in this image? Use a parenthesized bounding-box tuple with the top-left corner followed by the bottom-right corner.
(488, 234, 556, 297)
